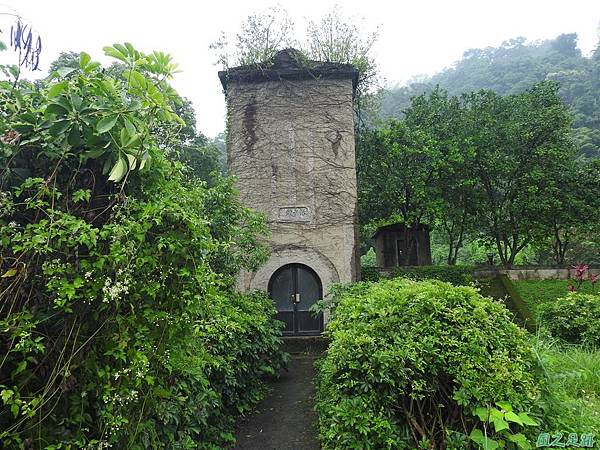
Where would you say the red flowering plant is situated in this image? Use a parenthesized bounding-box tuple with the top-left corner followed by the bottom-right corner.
(567, 263, 598, 293)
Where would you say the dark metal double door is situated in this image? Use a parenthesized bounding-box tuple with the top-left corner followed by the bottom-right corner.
(269, 264, 323, 336)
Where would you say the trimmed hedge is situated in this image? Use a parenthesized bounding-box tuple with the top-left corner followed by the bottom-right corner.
(360, 265, 382, 282)
(539, 292, 600, 347)
(392, 264, 475, 285)
(315, 278, 538, 449)
(361, 264, 475, 285)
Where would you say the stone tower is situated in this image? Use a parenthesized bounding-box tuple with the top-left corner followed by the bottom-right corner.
(218, 49, 360, 335)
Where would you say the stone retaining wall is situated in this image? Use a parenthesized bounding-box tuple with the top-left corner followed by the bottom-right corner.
(474, 266, 600, 281)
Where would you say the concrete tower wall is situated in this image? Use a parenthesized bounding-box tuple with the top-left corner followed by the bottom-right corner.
(225, 75, 360, 296)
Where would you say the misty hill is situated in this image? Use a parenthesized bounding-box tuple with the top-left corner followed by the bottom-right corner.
(381, 33, 600, 158)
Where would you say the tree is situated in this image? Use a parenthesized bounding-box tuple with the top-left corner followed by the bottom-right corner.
(357, 120, 440, 263)
(303, 6, 380, 124)
(360, 82, 582, 267)
(380, 32, 600, 159)
(466, 82, 576, 265)
(533, 160, 600, 264)
(48, 51, 81, 73)
(403, 87, 480, 264)
(47, 53, 222, 185)
(211, 6, 379, 121)
(210, 5, 296, 68)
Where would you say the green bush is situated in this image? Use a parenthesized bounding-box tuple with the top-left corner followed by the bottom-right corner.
(0, 47, 284, 449)
(360, 265, 381, 282)
(514, 279, 596, 318)
(392, 264, 475, 285)
(315, 278, 539, 449)
(538, 293, 600, 347)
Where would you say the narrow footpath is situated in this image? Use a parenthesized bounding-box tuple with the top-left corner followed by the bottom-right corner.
(233, 355, 321, 450)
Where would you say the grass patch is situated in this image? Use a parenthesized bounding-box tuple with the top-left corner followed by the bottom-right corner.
(513, 279, 597, 317)
(534, 334, 600, 435)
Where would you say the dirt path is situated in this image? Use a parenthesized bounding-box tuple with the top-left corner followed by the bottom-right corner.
(233, 355, 320, 450)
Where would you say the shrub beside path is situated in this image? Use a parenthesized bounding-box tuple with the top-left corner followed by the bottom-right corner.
(233, 355, 320, 450)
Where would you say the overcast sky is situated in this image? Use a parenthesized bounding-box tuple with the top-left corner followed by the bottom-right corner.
(2, 0, 599, 137)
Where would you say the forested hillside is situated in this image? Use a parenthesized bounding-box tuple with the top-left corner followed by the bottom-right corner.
(380, 33, 600, 158)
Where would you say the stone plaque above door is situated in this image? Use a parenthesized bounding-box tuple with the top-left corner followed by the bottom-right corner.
(277, 206, 311, 223)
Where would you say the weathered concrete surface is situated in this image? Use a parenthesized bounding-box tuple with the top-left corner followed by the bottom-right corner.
(223, 52, 360, 300)
(232, 355, 320, 450)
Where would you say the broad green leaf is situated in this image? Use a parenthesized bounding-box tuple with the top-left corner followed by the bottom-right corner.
(86, 62, 101, 72)
(492, 418, 509, 432)
(103, 46, 127, 62)
(12, 123, 33, 133)
(124, 42, 136, 54)
(79, 51, 91, 69)
(1, 389, 13, 402)
(138, 157, 147, 170)
(96, 115, 118, 134)
(114, 43, 130, 57)
(82, 149, 107, 160)
(127, 100, 141, 111)
(470, 429, 500, 450)
(7, 64, 18, 79)
(108, 156, 127, 182)
(506, 433, 532, 450)
(495, 401, 513, 412)
(13, 360, 27, 376)
(517, 413, 539, 427)
(49, 120, 71, 136)
(119, 127, 128, 147)
(474, 407, 489, 422)
(68, 126, 82, 147)
(505, 411, 524, 426)
(101, 80, 118, 96)
(70, 93, 83, 111)
(102, 156, 112, 175)
(47, 81, 68, 99)
(489, 408, 505, 421)
(126, 153, 137, 171)
(45, 98, 71, 116)
(122, 117, 136, 135)
(54, 96, 72, 112)
(124, 133, 140, 149)
(1, 268, 18, 278)
(57, 67, 76, 78)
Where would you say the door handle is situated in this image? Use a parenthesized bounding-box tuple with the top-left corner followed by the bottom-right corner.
(294, 293, 301, 304)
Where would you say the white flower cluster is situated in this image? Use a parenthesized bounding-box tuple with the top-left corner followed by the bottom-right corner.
(0, 190, 12, 215)
(113, 358, 150, 381)
(42, 259, 68, 284)
(89, 440, 112, 450)
(108, 389, 139, 408)
(102, 269, 131, 304)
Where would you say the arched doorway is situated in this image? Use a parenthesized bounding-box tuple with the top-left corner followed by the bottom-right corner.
(268, 263, 323, 336)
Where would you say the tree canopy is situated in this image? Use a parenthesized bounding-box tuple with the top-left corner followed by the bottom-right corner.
(380, 33, 600, 158)
(359, 82, 598, 266)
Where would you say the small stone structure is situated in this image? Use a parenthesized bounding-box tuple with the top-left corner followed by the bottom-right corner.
(373, 223, 432, 267)
(218, 49, 360, 334)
